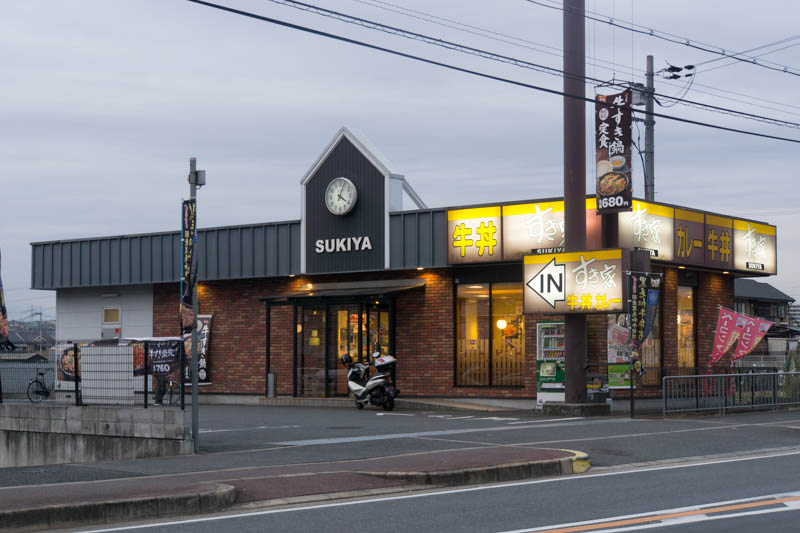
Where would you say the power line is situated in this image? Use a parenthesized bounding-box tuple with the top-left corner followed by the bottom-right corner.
(693, 35, 800, 68)
(524, 0, 800, 77)
(699, 40, 800, 75)
(185, 0, 800, 144)
(349, 0, 800, 116)
(264, 0, 800, 130)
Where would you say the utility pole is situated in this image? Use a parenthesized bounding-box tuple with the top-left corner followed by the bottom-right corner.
(187, 157, 205, 454)
(562, 0, 587, 404)
(644, 54, 655, 202)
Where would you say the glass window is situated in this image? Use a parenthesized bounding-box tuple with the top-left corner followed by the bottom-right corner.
(677, 286, 695, 368)
(456, 283, 525, 387)
(103, 308, 120, 324)
(491, 283, 524, 386)
(456, 284, 490, 386)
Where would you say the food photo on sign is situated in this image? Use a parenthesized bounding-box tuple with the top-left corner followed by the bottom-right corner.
(595, 89, 633, 213)
(183, 314, 212, 384)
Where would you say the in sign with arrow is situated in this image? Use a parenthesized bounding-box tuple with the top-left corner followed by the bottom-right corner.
(526, 258, 566, 308)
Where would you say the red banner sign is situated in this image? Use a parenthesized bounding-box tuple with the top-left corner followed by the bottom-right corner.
(709, 307, 740, 366)
(731, 316, 773, 361)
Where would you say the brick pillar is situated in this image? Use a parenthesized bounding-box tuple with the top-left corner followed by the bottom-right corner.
(696, 272, 734, 368)
(662, 268, 678, 368)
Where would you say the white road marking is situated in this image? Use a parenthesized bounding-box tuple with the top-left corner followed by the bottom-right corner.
(273, 418, 600, 446)
(375, 413, 414, 416)
(74, 450, 800, 532)
(508, 417, 583, 425)
(199, 425, 300, 434)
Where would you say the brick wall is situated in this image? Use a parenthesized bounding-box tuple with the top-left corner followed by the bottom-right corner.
(696, 271, 734, 367)
(152, 266, 734, 399)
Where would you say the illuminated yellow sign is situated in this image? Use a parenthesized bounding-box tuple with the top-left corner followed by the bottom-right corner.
(447, 207, 502, 264)
(618, 200, 674, 261)
(523, 249, 624, 314)
(733, 219, 777, 274)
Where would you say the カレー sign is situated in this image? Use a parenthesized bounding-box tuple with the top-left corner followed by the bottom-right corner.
(595, 90, 633, 213)
(523, 249, 624, 314)
(674, 208, 705, 266)
(448, 207, 502, 264)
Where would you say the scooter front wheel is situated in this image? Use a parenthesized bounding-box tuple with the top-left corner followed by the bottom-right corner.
(355, 397, 365, 410)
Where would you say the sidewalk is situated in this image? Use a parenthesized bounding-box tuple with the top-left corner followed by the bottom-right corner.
(0, 445, 589, 532)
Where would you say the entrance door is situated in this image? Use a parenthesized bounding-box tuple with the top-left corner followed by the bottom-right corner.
(298, 306, 327, 398)
(326, 302, 391, 397)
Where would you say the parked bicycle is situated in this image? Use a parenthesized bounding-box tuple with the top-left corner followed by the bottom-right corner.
(27, 368, 55, 403)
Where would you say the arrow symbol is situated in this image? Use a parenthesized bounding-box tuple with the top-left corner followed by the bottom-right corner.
(527, 258, 566, 309)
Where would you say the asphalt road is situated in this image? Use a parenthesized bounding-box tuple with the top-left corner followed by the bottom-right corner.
(4, 406, 800, 487)
(72, 449, 800, 533)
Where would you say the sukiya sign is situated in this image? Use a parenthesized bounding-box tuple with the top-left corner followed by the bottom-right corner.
(315, 235, 373, 254)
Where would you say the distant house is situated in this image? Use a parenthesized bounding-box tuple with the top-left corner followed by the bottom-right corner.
(4, 321, 56, 355)
(734, 279, 795, 325)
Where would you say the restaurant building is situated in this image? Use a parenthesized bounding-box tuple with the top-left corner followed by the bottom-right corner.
(30, 127, 779, 401)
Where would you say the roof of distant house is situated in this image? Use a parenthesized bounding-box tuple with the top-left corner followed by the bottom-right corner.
(735, 278, 795, 303)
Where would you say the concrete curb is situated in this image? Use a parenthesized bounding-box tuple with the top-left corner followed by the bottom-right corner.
(0, 483, 236, 533)
(368, 449, 591, 486)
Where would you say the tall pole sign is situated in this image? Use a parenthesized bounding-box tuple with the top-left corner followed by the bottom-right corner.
(562, 0, 587, 404)
(184, 157, 205, 454)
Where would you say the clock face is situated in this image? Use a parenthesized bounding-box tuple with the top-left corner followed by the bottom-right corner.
(325, 177, 358, 215)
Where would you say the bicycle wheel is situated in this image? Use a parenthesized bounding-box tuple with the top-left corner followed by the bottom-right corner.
(27, 380, 47, 403)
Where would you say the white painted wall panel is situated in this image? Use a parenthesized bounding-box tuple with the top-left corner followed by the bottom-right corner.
(56, 286, 153, 341)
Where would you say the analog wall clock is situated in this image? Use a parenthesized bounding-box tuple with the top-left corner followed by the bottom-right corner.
(325, 177, 358, 215)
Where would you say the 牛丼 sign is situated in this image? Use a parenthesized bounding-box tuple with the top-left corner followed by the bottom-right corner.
(523, 249, 624, 314)
(448, 207, 502, 264)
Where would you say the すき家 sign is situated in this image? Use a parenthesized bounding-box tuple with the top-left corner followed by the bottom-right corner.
(523, 249, 624, 314)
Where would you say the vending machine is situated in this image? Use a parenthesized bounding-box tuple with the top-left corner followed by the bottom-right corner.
(536, 321, 565, 405)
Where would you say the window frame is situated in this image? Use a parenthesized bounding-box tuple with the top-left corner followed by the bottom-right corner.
(454, 281, 525, 388)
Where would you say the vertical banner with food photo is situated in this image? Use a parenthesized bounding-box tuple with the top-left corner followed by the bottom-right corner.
(183, 314, 211, 384)
(628, 273, 660, 376)
(595, 89, 633, 213)
(57, 342, 81, 382)
(180, 199, 197, 334)
(607, 314, 631, 388)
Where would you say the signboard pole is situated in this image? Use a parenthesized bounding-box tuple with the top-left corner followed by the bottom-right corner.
(563, 0, 587, 404)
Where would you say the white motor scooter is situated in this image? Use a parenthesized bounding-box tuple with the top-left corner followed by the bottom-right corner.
(340, 353, 399, 411)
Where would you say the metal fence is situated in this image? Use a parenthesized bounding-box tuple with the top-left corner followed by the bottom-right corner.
(0, 340, 184, 409)
(663, 372, 800, 415)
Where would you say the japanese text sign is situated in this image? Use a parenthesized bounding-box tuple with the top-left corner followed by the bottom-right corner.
(183, 314, 212, 384)
(448, 206, 502, 264)
(705, 215, 733, 270)
(674, 208, 705, 266)
(731, 315, 773, 362)
(629, 274, 660, 353)
(595, 90, 633, 213)
(709, 307, 740, 366)
(618, 200, 674, 261)
(733, 220, 777, 274)
(523, 249, 624, 314)
(181, 199, 197, 333)
(503, 201, 564, 260)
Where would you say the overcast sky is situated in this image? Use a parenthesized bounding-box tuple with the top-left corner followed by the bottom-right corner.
(2, 0, 798, 320)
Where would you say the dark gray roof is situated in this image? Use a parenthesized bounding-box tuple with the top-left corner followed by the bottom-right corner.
(735, 278, 795, 303)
